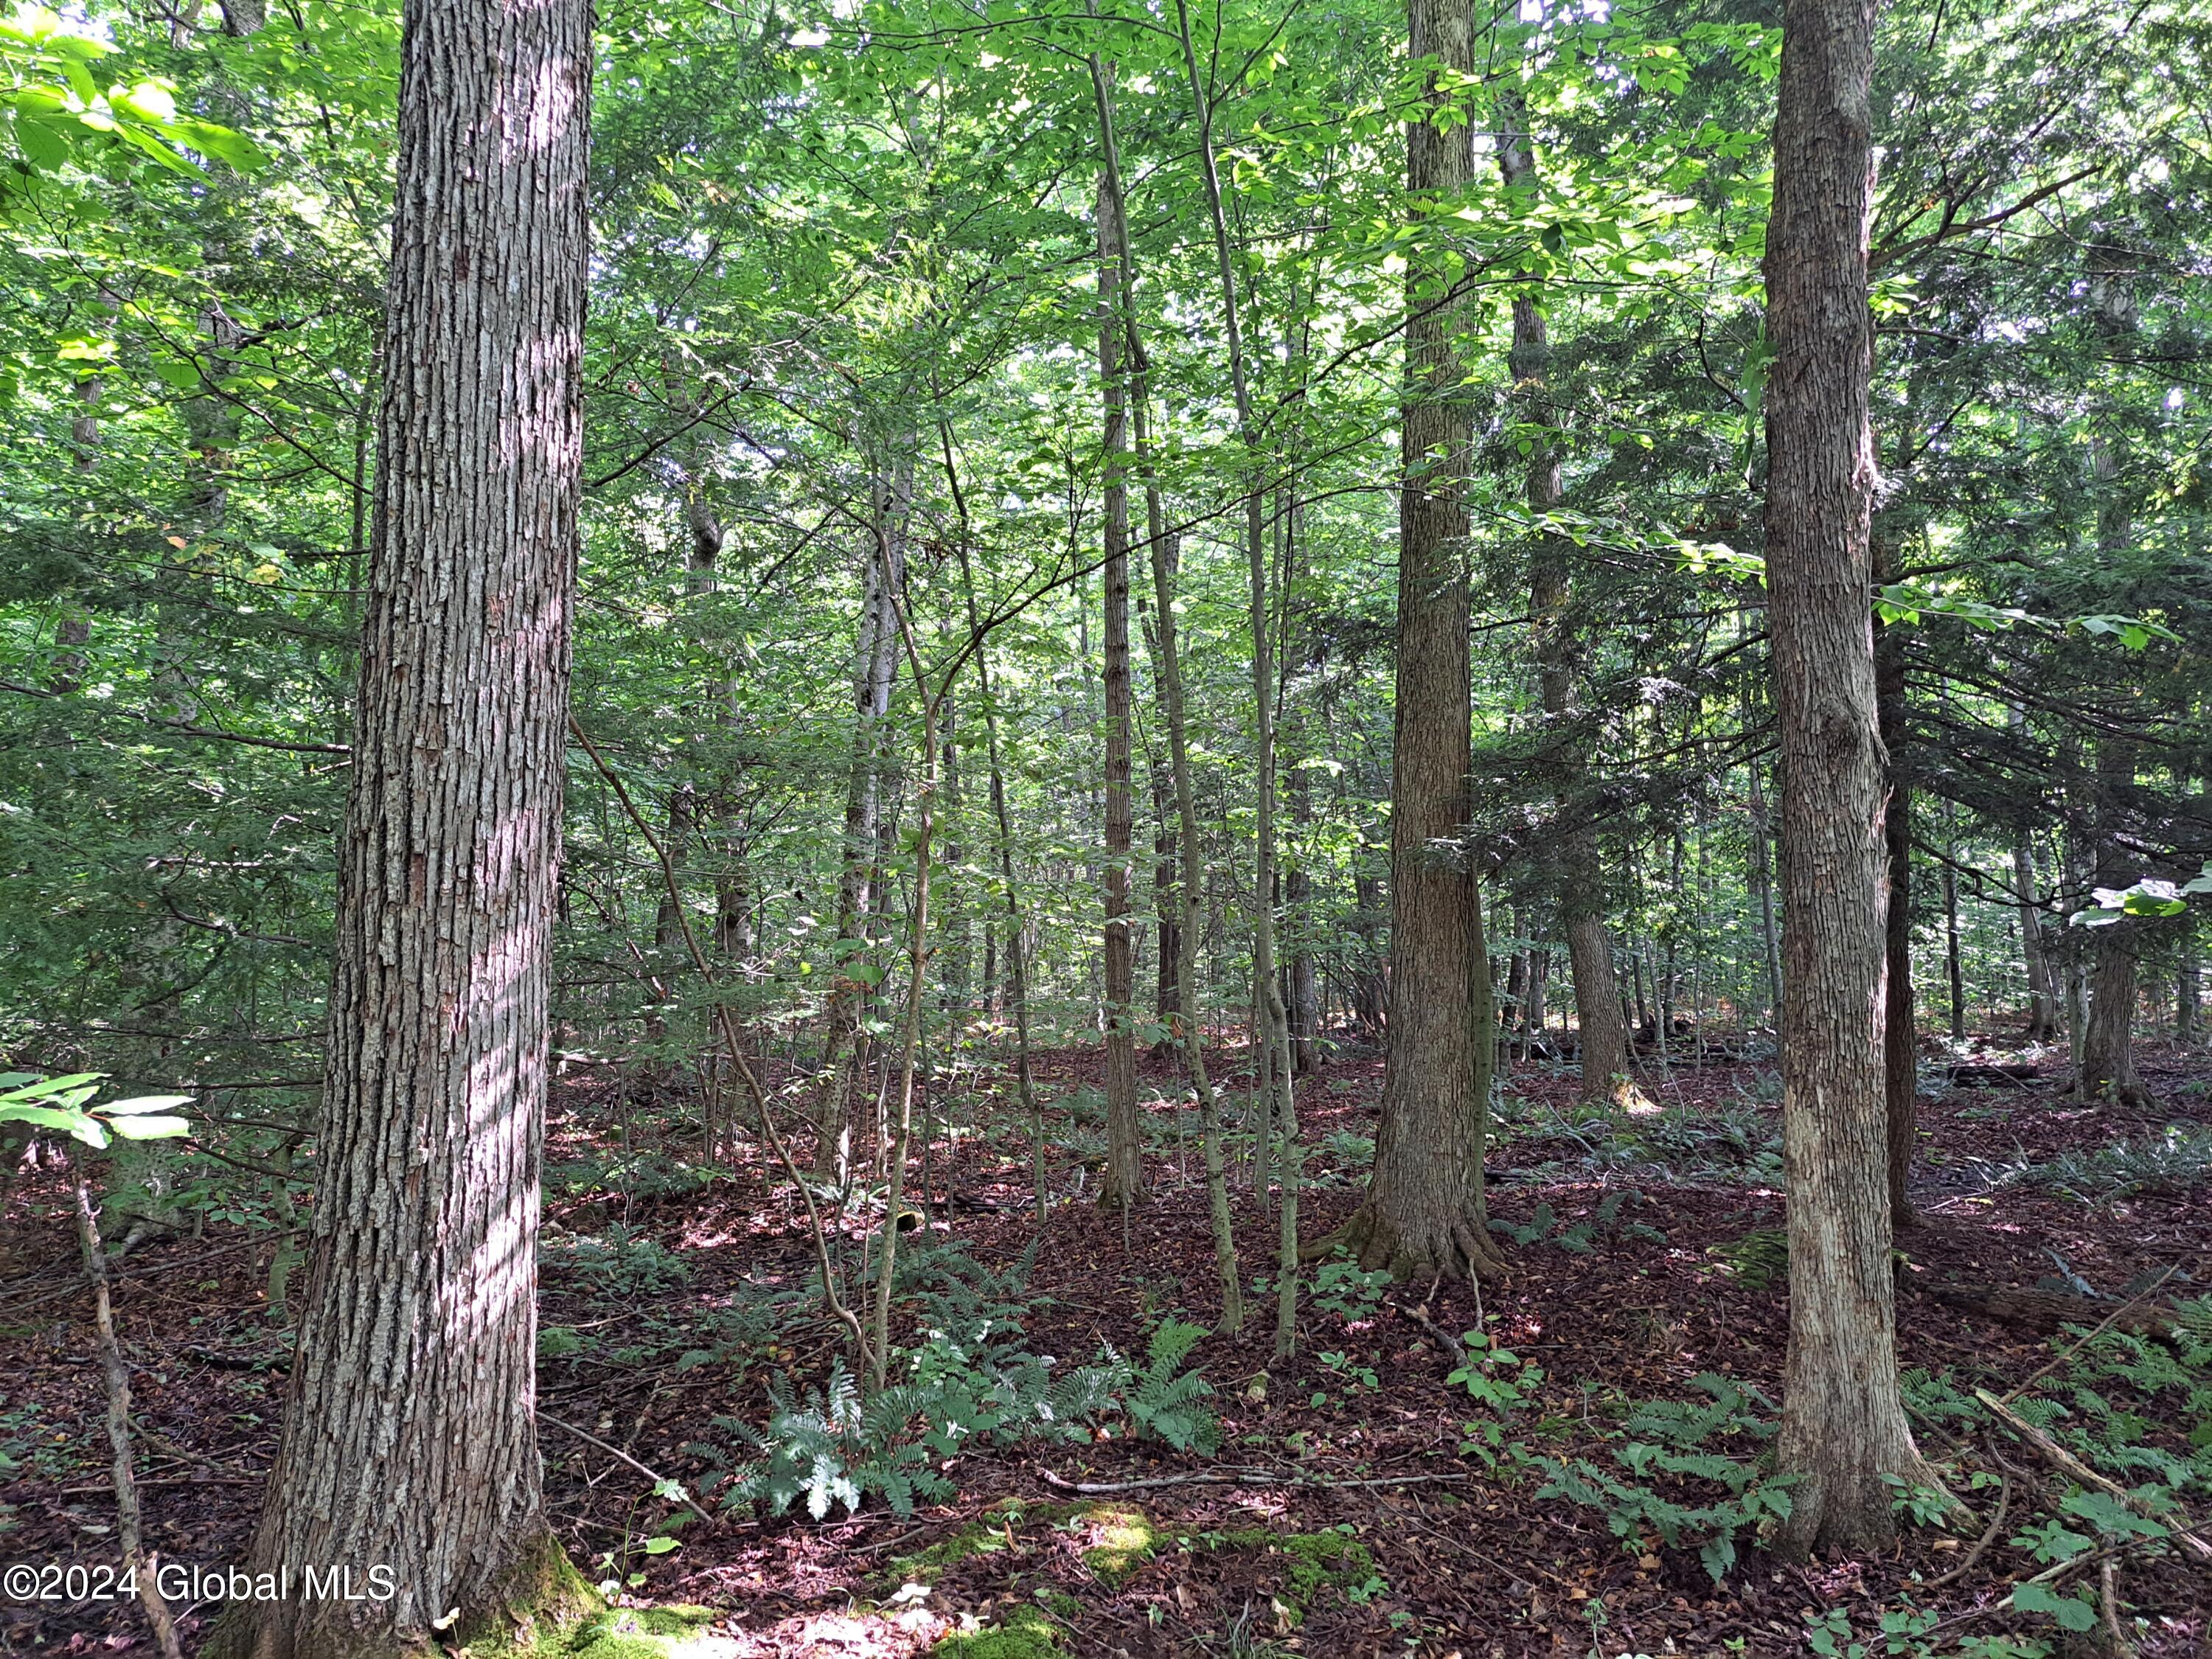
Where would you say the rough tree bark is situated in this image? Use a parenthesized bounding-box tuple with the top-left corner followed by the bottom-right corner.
(1497, 89, 1638, 1109)
(214, 0, 592, 1649)
(1326, 0, 1501, 1284)
(1763, 0, 1936, 1557)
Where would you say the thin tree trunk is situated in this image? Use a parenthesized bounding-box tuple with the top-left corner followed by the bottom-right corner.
(220, 1, 591, 1646)
(1941, 808, 1966, 1040)
(1326, 0, 1500, 1284)
(2011, 707, 2058, 1040)
(2077, 258, 2148, 1103)
(866, 588, 938, 1391)
(1874, 533, 1918, 1230)
(1135, 401, 1240, 1330)
(1764, 0, 1935, 1557)
(1498, 90, 1638, 1109)
(1171, 0, 1290, 1325)
(1748, 751, 1783, 1023)
(2079, 737, 2148, 1103)
(1088, 80, 1144, 1210)
(819, 456, 912, 1172)
(943, 428, 1048, 1220)
(73, 1158, 186, 1659)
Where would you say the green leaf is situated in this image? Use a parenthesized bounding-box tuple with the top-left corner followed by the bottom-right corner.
(2011, 1582, 2096, 1632)
(104, 1114, 189, 1140)
(100, 1094, 192, 1116)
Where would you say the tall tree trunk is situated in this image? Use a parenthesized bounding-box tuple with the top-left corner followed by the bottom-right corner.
(1327, 0, 1500, 1284)
(2079, 737, 2148, 1103)
(1763, 0, 1934, 1557)
(218, 0, 591, 1649)
(1089, 93, 1144, 1210)
(1874, 535, 1917, 1229)
(1497, 90, 1638, 1109)
(1941, 807, 1966, 1039)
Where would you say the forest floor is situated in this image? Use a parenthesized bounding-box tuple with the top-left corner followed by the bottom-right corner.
(3, 1032, 2209, 1658)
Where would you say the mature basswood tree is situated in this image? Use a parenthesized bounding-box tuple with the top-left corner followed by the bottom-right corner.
(1330, 0, 1501, 1283)
(1763, 0, 1935, 1555)
(212, 0, 592, 1650)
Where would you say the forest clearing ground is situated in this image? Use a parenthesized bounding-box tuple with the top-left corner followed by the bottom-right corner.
(2, 1038, 2208, 1658)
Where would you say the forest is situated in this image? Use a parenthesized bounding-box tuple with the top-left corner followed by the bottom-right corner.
(0, 0, 2207, 1653)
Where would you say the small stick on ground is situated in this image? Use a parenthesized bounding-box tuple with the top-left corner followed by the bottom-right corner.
(1924, 1471, 2008, 1590)
(539, 1411, 717, 1528)
(70, 1153, 185, 1659)
(2099, 1557, 2134, 1655)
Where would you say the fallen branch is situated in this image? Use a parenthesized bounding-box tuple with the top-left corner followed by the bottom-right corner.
(1995, 1265, 2179, 1407)
(538, 1411, 717, 1529)
(1973, 1388, 2211, 1567)
(1041, 1464, 1475, 1495)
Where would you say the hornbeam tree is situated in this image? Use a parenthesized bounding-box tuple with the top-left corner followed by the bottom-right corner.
(212, 0, 592, 1651)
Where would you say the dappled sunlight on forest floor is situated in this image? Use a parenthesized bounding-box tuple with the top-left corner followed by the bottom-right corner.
(4, 1036, 2208, 1657)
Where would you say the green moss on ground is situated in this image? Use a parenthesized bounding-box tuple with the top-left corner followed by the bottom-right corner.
(931, 1605, 1064, 1656)
(564, 1606, 728, 1659)
(1075, 1503, 1154, 1586)
(1201, 1526, 1382, 1623)
(890, 1514, 1022, 1584)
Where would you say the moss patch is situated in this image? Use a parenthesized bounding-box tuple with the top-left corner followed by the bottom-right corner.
(1203, 1526, 1382, 1620)
(452, 1533, 607, 1657)
(889, 1514, 1023, 1584)
(1076, 1503, 1154, 1587)
(1279, 1530, 1378, 1605)
(932, 1605, 1063, 1657)
(565, 1606, 729, 1659)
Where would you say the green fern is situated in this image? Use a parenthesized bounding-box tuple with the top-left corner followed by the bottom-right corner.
(1122, 1318, 1220, 1454)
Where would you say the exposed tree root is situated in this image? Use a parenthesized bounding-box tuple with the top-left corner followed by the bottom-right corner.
(1310, 1200, 1506, 1284)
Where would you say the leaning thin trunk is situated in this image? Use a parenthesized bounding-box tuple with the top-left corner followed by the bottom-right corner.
(945, 428, 1048, 1219)
(1136, 396, 1241, 1331)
